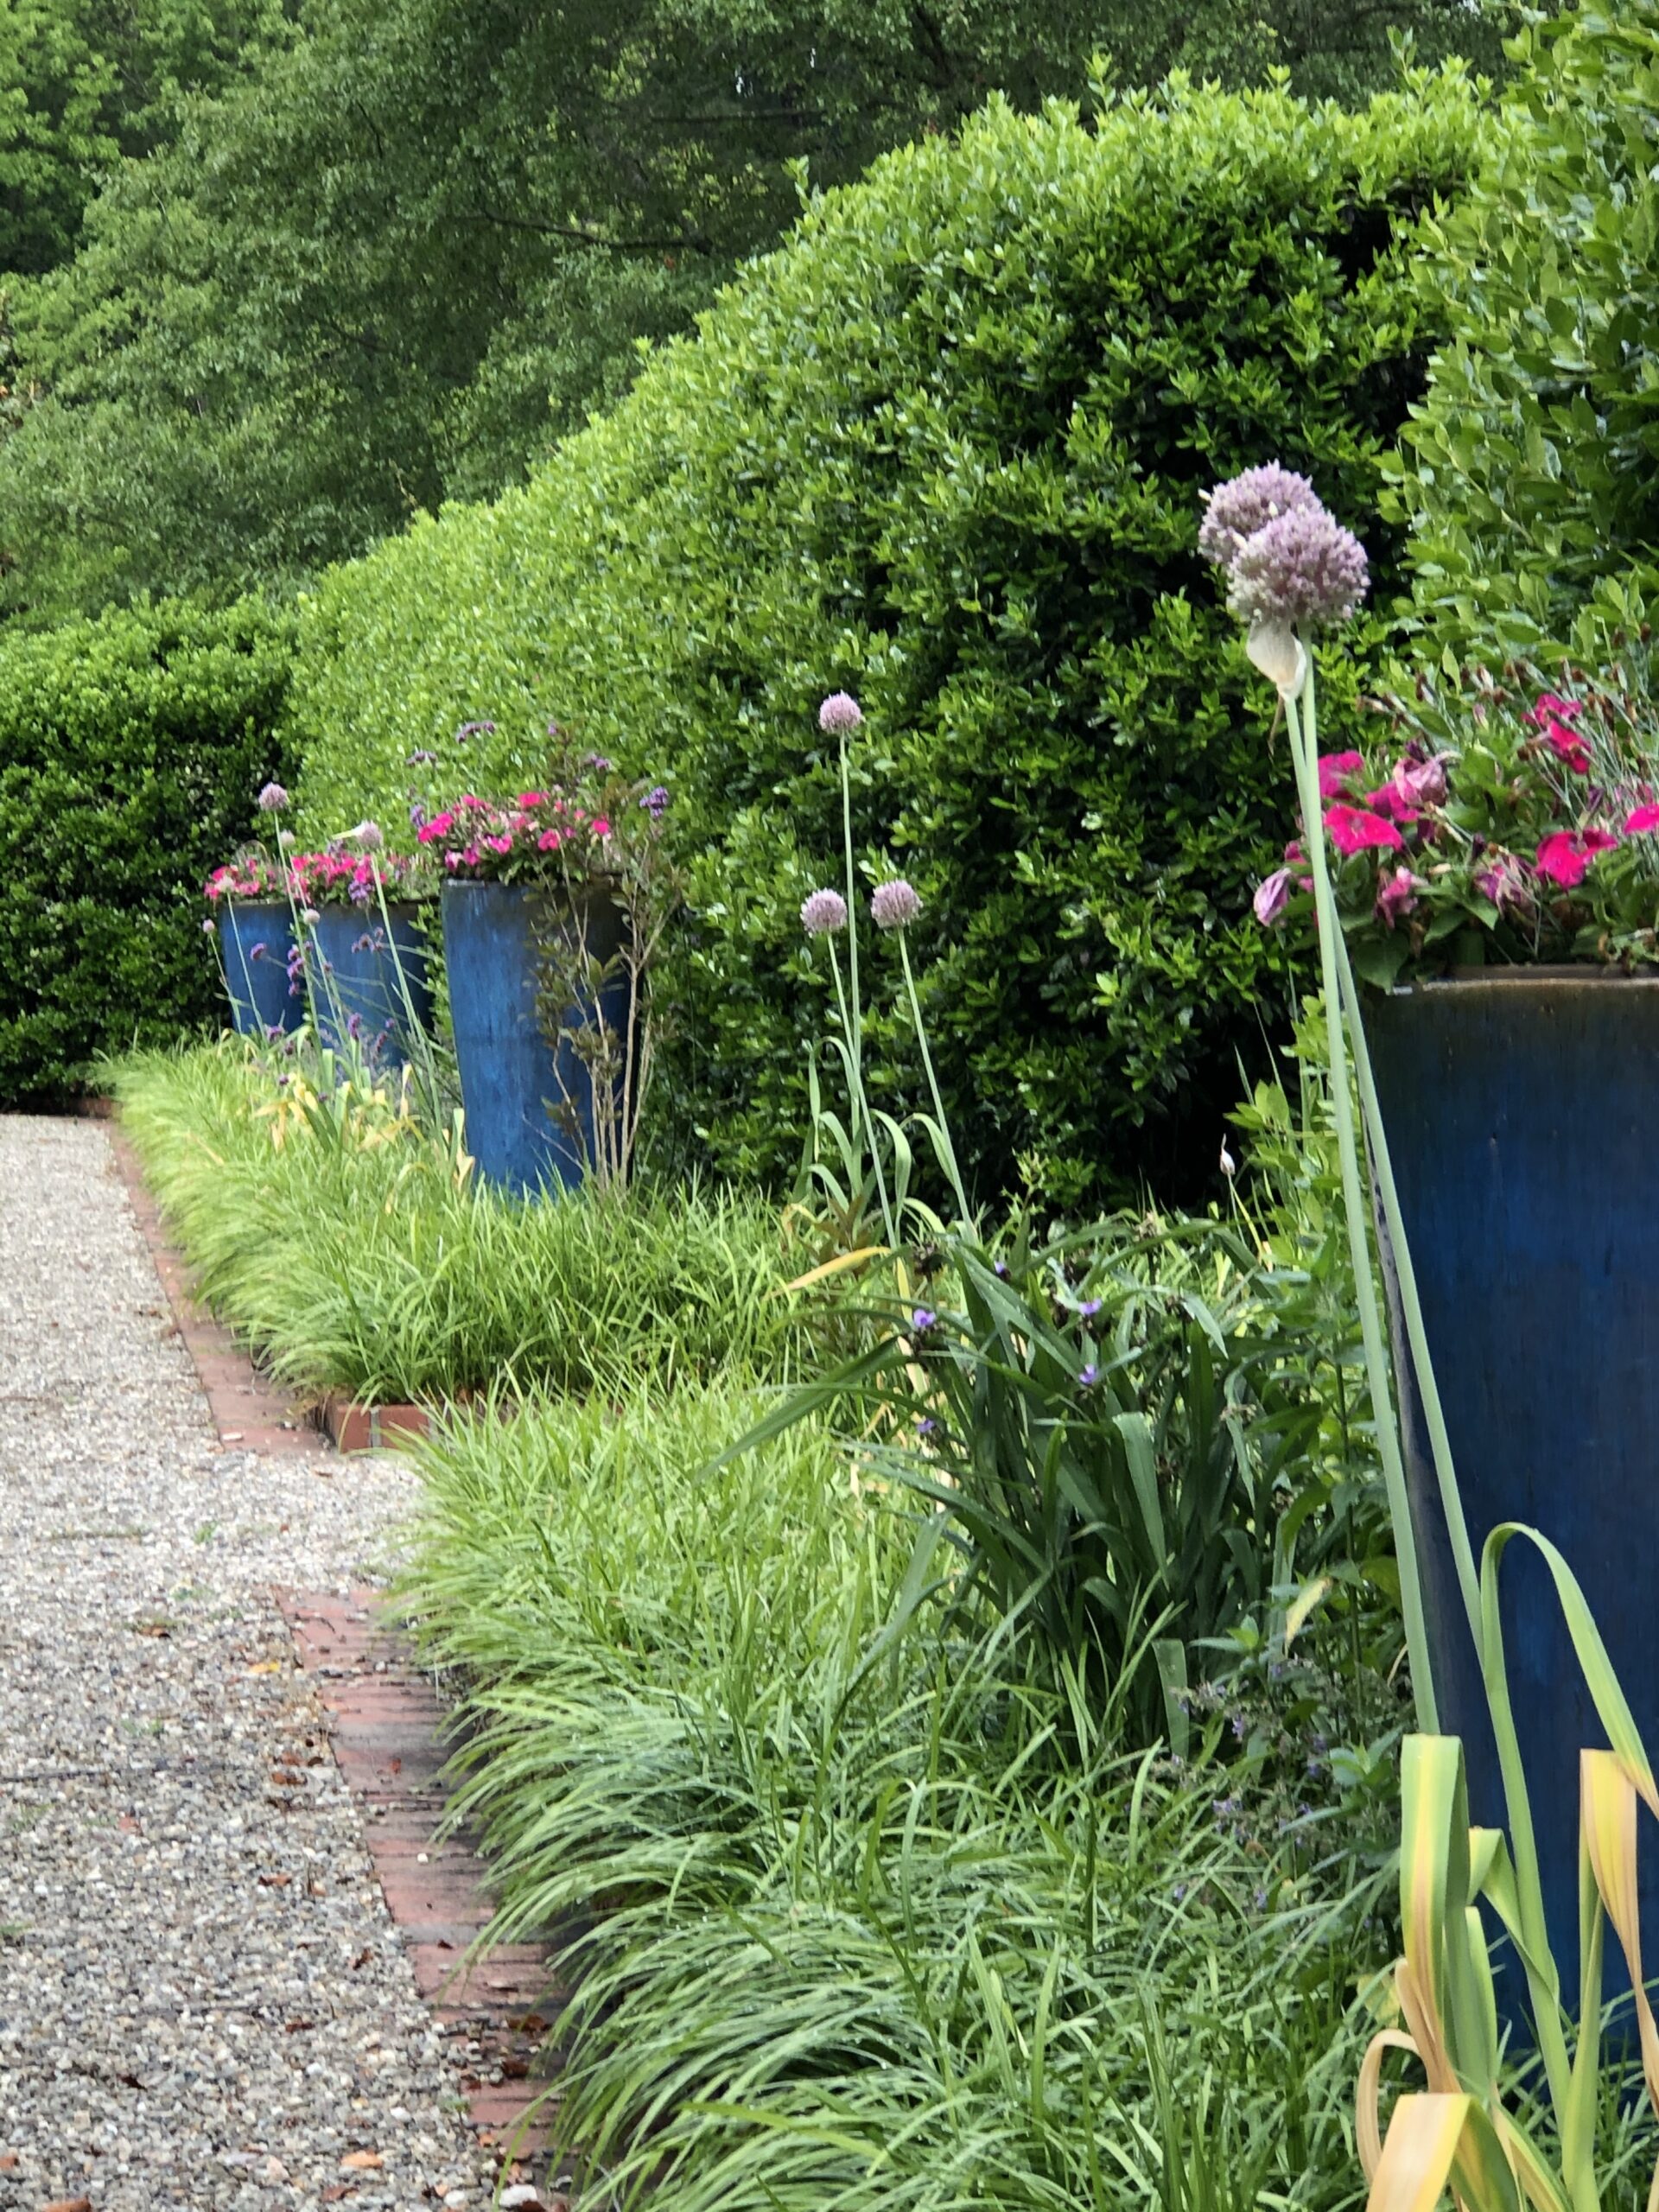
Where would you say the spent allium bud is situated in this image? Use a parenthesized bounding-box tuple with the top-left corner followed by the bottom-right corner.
(1198, 465, 1322, 568)
(343, 819, 385, 849)
(818, 691, 863, 736)
(800, 887, 849, 937)
(870, 878, 923, 931)
(257, 781, 289, 812)
(1227, 506, 1370, 631)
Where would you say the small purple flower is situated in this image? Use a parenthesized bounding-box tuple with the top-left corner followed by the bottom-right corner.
(456, 721, 495, 743)
(584, 752, 614, 774)
(1171, 1883, 1187, 1904)
(870, 879, 922, 931)
(818, 691, 863, 737)
(346, 1012, 365, 1039)
(1198, 464, 1321, 568)
(353, 934, 374, 953)
(1077, 1363, 1100, 1389)
(257, 782, 289, 812)
(409, 800, 428, 830)
(915, 1415, 938, 1438)
(911, 1306, 938, 1337)
(348, 877, 372, 904)
(641, 785, 671, 820)
(993, 1260, 1009, 1280)
(1227, 505, 1370, 631)
(1252, 866, 1294, 927)
(407, 749, 438, 766)
(800, 887, 849, 937)
(249, 940, 269, 960)
(263, 1022, 283, 1040)
(1078, 1297, 1102, 1319)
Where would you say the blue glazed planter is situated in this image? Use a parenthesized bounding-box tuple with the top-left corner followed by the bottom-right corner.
(219, 900, 301, 1039)
(1368, 974, 1659, 2018)
(441, 880, 630, 1195)
(308, 903, 433, 1068)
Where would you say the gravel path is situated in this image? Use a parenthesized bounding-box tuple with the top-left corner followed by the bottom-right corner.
(0, 1116, 493, 2210)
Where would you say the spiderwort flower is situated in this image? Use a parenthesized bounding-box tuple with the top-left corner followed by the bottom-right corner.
(257, 782, 289, 812)
(818, 691, 863, 736)
(870, 878, 923, 931)
(1226, 505, 1370, 631)
(1077, 1362, 1100, 1389)
(911, 1306, 939, 1336)
(800, 887, 849, 936)
(1198, 464, 1322, 568)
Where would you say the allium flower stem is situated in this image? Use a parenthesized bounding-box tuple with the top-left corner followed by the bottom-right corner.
(1286, 664, 1439, 1736)
(825, 930, 895, 1249)
(895, 930, 970, 1227)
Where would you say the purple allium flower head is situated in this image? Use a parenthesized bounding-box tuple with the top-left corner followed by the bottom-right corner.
(870, 878, 922, 931)
(641, 785, 671, 820)
(257, 781, 289, 812)
(800, 887, 849, 937)
(1198, 464, 1321, 568)
(818, 691, 863, 737)
(344, 818, 385, 850)
(911, 1306, 939, 1336)
(1227, 505, 1370, 631)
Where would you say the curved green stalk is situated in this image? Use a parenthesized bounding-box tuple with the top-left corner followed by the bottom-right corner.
(896, 928, 971, 1228)
(828, 934, 896, 1249)
(1286, 667, 1437, 1734)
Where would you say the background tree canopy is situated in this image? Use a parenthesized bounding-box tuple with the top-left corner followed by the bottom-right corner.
(0, 0, 1512, 618)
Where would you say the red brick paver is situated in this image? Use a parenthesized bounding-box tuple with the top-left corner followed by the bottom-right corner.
(280, 1590, 568, 2186)
(103, 1118, 321, 1456)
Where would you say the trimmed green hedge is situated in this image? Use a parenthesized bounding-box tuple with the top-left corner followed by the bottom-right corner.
(293, 73, 1485, 1208)
(1387, 3, 1659, 660)
(0, 597, 296, 1103)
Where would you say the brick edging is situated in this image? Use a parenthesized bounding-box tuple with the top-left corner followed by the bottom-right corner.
(281, 1591, 569, 2197)
(102, 1117, 324, 1457)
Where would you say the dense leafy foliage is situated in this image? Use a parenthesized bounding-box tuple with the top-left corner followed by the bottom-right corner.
(1389, 0, 1659, 658)
(292, 73, 1484, 1209)
(0, 0, 1510, 615)
(0, 599, 295, 1102)
(0, 0, 286, 280)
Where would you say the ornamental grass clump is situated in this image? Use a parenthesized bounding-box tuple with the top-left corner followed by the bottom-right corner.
(1211, 467, 1659, 2212)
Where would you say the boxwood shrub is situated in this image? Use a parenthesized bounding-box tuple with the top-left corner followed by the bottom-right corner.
(292, 73, 1485, 1209)
(0, 597, 296, 1103)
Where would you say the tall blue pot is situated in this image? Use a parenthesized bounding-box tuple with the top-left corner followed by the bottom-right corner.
(219, 900, 301, 1039)
(441, 880, 631, 1195)
(308, 903, 433, 1069)
(1368, 974, 1659, 2020)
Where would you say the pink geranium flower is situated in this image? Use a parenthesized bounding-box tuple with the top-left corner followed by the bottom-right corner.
(1325, 803, 1403, 856)
(1535, 827, 1620, 888)
(1626, 804, 1659, 835)
(590, 816, 612, 837)
(1317, 751, 1367, 800)
(1362, 783, 1418, 825)
(537, 828, 563, 851)
(1527, 694, 1591, 772)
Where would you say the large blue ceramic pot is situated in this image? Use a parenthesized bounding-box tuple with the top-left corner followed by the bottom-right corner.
(441, 880, 630, 1194)
(1368, 973, 1659, 2014)
(219, 900, 301, 1039)
(308, 903, 434, 1068)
